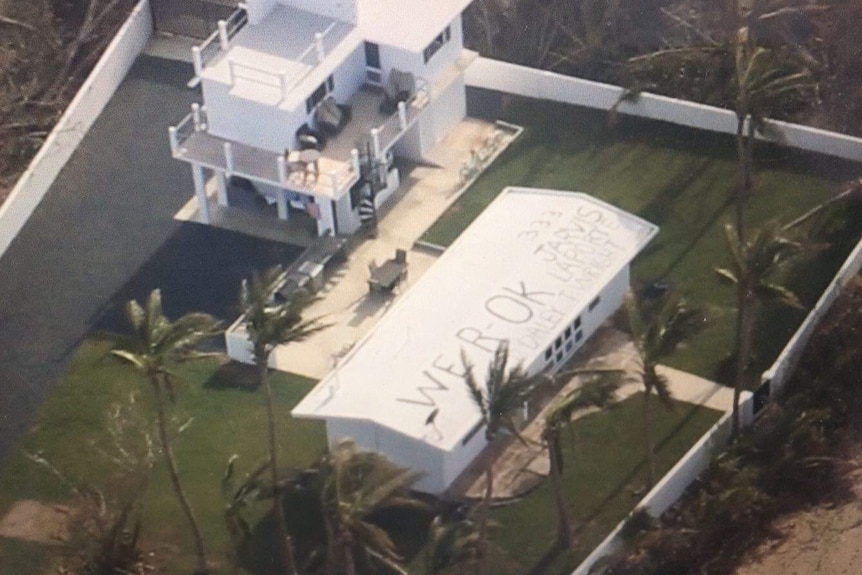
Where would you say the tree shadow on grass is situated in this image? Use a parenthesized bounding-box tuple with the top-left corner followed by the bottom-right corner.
(203, 361, 260, 392)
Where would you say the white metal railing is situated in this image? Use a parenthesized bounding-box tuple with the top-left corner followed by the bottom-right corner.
(373, 78, 431, 155)
(222, 21, 338, 105)
(168, 104, 209, 156)
(190, 6, 249, 86)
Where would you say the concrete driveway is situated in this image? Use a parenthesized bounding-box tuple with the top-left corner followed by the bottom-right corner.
(0, 55, 302, 462)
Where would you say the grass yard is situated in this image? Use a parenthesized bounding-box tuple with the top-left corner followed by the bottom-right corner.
(0, 336, 327, 574)
(422, 98, 862, 382)
(404, 393, 723, 575)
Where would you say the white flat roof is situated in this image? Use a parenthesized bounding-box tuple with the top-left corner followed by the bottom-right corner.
(292, 188, 658, 450)
(356, 0, 473, 52)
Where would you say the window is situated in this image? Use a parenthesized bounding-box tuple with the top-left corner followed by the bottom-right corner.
(423, 25, 451, 63)
(544, 348, 552, 361)
(349, 180, 365, 210)
(554, 336, 563, 350)
(574, 316, 582, 329)
(364, 41, 380, 69)
(564, 326, 572, 339)
(555, 350, 563, 362)
(565, 341, 573, 353)
(575, 330, 583, 342)
(305, 75, 335, 113)
(588, 296, 601, 312)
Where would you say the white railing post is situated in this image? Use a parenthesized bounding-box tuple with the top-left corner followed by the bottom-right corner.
(192, 163, 211, 224)
(351, 148, 360, 174)
(223, 142, 234, 174)
(191, 103, 202, 130)
(330, 171, 339, 194)
(315, 33, 325, 63)
(277, 155, 288, 183)
(398, 101, 407, 131)
(168, 127, 179, 155)
(218, 20, 229, 50)
(192, 46, 203, 77)
(371, 128, 381, 159)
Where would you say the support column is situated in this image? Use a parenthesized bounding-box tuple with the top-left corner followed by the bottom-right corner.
(276, 190, 289, 220)
(192, 163, 210, 224)
(317, 198, 335, 236)
(215, 171, 229, 206)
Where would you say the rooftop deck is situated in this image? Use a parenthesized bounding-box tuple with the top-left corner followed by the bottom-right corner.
(197, 5, 358, 108)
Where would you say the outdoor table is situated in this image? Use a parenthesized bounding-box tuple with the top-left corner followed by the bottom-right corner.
(368, 260, 406, 293)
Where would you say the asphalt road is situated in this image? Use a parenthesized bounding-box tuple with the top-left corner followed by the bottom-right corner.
(0, 55, 302, 462)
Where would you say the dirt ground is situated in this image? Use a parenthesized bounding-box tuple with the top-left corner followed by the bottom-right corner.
(736, 443, 862, 575)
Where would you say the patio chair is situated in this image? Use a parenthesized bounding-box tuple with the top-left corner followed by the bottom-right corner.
(395, 249, 407, 265)
(380, 69, 415, 114)
(296, 123, 326, 150)
(315, 95, 353, 136)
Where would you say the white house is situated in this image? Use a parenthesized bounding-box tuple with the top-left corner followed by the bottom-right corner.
(291, 188, 659, 493)
(168, 0, 477, 238)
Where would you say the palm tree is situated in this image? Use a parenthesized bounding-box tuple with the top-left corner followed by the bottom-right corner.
(111, 290, 221, 575)
(716, 221, 804, 435)
(239, 266, 326, 575)
(624, 291, 705, 487)
(426, 509, 486, 575)
(731, 31, 811, 237)
(316, 439, 426, 575)
(461, 341, 547, 575)
(542, 372, 622, 549)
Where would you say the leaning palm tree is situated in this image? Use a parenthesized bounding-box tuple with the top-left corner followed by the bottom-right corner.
(111, 290, 221, 575)
(731, 32, 811, 237)
(716, 221, 804, 435)
(316, 439, 426, 575)
(543, 371, 622, 549)
(240, 265, 326, 575)
(624, 291, 705, 487)
(461, 341, 547, 575)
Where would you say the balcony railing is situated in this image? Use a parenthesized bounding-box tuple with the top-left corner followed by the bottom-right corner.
(370, 78, 430, 157)
(169, 105, 359, 199)
(189, 6, 249, 87)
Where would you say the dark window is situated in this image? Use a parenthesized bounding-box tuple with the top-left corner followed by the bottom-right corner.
(588, 296, 601, 311)
(564, 326, 572, 339)
(575, 330, 583, 342)
(544, 348, 552, 361)
(305, 75, 334, 113)
(565, 341, 573, 352)
(349, 180, 364, 210)
(574, 316, 582, 329)
(554, 336, 563, 350)
(556, 351, 563, 362)
(364, 41, 380, 68)
(423, 25, 451, 63)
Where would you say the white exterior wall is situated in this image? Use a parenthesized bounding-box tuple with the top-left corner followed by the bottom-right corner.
(444, 423, 488, 489)
(422, 16, 464, 82)
(278, 0, 357, 22)
(203, 44, 365, 152)
(326, 418, 448, 493)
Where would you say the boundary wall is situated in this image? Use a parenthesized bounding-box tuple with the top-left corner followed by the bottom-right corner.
(0, 0, 154, 259)
(571, 394, 755, 575)
(464, 58, 862, 162)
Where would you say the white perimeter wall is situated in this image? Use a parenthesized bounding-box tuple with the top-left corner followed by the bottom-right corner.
(464, 58, 862, 163)
(571, 393, 756, 575)
(0, 0, 153, 261)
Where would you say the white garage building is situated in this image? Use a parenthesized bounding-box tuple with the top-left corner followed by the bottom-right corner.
(292, 188, 659, 493)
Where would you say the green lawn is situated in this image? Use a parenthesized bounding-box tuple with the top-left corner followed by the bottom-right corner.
(405, 393, 722, 575)
(0, 337, 327, 574)
(422, 99, 862, 382)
